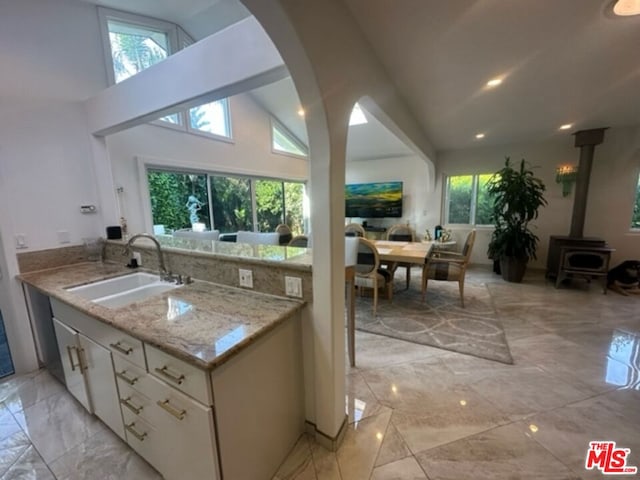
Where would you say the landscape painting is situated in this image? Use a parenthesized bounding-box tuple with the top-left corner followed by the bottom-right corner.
(345, 181, 403, 218)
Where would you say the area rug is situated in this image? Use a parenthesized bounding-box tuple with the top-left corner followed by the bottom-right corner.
(354, 280, 513, 364)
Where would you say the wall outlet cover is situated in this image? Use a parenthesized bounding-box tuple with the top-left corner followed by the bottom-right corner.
(132, 252, 142, 266)
(285, 276, 303, 298)
(57, 230, 71, 244)
(239, 269, 253, 288)
(15, 234, 28, 249)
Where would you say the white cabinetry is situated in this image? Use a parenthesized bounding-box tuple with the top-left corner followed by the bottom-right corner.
(113, 354, 219, 480)
(53, 316, 125, 439)
(53, 318, 92, 412)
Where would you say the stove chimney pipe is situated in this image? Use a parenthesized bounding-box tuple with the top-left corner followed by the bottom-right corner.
(570, 128, 607, 238)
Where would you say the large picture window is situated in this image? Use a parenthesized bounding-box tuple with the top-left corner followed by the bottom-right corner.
(146, 168, 306, 235)
(444, 174, 493, 225)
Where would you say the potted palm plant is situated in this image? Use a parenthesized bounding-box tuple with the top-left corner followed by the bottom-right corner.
(487, 157, 547, 282)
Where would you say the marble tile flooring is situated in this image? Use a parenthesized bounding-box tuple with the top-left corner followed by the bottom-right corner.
(0, 268, 638, 479)
(273, 268, 640, 480)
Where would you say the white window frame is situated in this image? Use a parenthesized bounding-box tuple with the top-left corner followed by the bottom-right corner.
(271, 119, 308, 158)
(443, 173, 494, 226)
(186, 98, 233, 141)
(137, 157, 307, 234)
(98, 7, 180, 86)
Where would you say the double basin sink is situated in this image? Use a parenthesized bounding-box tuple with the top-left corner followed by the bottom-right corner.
(66, 272, 180, 308)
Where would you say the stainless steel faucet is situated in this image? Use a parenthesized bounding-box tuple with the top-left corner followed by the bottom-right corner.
(123, 234, 171, 281)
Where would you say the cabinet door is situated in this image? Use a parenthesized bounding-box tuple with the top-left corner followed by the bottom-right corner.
(53, 318, 92, 412)
(78, 334, 125, 440)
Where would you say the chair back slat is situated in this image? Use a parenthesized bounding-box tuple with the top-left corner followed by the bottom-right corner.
(387, 224, 416, 242)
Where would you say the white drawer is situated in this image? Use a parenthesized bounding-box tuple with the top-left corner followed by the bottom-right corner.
(51, 298, 146, 369)
(146, 344, 212, 405)
(117, 380, 155, 428)
(142, 375, 219, 480)
(121, 409, 164, 475)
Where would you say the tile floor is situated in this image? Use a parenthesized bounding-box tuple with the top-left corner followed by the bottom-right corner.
(0, 268, 638, 479)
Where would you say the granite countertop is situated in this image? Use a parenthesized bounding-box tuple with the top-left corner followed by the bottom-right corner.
(19, 262, 305, 371)
(118, 236, 313, 271)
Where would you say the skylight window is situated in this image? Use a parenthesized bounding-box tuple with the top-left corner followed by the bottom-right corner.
(349, 103, 368, 126)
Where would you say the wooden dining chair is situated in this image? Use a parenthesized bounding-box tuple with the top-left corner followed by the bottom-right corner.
(422, 230, 476, 307)
(384, 224, 416, 289)
(275, 224, 293, 245)
(354, 238, 393, 314)
(288, 235, 308, 247)
(345, 223, 366, 237)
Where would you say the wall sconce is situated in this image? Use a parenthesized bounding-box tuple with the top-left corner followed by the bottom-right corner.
(555, 164, 578, 197)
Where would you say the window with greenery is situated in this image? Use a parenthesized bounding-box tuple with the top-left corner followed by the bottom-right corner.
(631, 173, 640, 229)
(210, 176, 253, 233)
(147, 168, 306, 235)
(107, 20, 169, 83)
(189, 100, 231, 138)
(99, 9, 183, 85)
(148, 170, 210, 232)
(445, 174, 494, 225)
(272, 121, 307, 157)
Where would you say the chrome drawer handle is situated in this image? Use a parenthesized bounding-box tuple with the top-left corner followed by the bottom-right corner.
(157, 399, 186, 420)
(116, 370, 138, 386)
(125, 422, 147, 442)
(154, 366, 185, 385)
(120, 397, 143, 415)
(110, 341, 133, 355)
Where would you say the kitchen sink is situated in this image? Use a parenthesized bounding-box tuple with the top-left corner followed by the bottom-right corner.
(66, 272, 180, 308)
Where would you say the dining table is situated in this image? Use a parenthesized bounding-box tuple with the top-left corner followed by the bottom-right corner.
(347, 239, 455, 366)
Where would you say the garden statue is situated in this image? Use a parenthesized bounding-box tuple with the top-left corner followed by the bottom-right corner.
(186, 195, 204, 224)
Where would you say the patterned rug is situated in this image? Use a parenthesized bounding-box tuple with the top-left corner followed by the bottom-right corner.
(354, 278, 514, 364)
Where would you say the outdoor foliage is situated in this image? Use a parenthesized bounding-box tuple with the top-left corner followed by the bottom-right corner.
(632, 175, 640, 229)
(447, 174, 493, 224)
(148, 170, 305, 235)
(148, 171, 210, 231)
(210, 176, 253, 233)
(109, 30, 167, 83)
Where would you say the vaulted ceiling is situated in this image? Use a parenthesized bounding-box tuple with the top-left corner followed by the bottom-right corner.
(81, 0, 640, 155)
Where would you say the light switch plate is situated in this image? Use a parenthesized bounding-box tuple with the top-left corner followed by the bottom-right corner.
(285, 276, 303, 298)
(239, 269, 253, 288)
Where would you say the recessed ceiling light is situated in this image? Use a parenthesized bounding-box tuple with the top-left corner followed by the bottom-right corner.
(475, 133, 485, 139)
(559, 124, 573, 130)
(613, 0, 640, 16)
(486, 78, 503, 88)
(297, 108, 305, 117)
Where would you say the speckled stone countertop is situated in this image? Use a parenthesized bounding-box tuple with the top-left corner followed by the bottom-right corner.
(19, 262, 305, 371)
(141, 236, 312, 270)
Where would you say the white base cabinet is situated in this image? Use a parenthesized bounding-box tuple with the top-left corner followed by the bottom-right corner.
(49, 297, 303, 480)
(53, 316, 125, 440)
(53, 318, 92, 412)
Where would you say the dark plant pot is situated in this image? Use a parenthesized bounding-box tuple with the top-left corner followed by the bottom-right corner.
(500, 257, 528, 283)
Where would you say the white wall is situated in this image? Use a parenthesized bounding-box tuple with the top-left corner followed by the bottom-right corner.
(435, 126, 640, 267)
(107, 93, 309, 234)
(345, 156, 436, 237)
(0, 0, 108, 372)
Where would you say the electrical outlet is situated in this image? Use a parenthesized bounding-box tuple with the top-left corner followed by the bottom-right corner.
(15, 234, 28, 249)
(239, 269, 253, 288)
(132, 252, 142, 266)
(285, 276, 303, 298)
